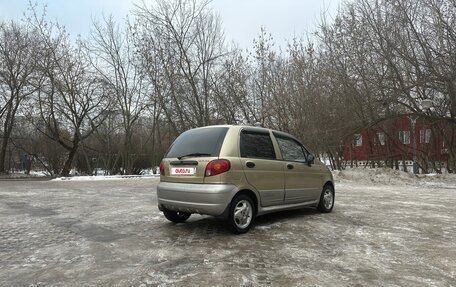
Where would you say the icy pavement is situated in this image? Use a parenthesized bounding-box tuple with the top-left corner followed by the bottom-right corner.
(0, 170, 455, 286)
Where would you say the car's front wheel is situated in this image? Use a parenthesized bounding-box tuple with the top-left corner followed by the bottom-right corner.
(229, 194, 255, 234)
(163, 209, 191, 223)
(318, 184, 335, 213)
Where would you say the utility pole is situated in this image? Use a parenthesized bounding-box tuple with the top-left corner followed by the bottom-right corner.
(409, 116, 418, 174)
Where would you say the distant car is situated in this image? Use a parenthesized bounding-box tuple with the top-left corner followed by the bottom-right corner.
(157, 125, 335, 233)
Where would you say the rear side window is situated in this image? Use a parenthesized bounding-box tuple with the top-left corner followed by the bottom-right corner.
(240, 131, 276, 160)
(166, 127, 229, 158)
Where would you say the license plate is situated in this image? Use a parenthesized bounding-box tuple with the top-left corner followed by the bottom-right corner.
(171, 167, 196, 176)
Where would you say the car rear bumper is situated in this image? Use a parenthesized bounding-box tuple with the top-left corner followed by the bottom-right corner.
(157, 182, 238, 216)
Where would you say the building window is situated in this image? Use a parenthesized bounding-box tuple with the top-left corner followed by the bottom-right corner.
(376, 132, 385, 146)
(420, 129, 431, 144)
(399, 131, 410, 144)
(354, 134, 362, 147)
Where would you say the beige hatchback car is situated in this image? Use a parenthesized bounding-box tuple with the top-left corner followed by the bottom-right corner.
(158, 125, 334, 233)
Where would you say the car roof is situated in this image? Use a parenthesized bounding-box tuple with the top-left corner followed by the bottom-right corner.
(191, 125, 300, 142)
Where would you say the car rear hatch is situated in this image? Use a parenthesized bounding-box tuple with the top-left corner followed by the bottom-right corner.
(160, 127, 229, 184)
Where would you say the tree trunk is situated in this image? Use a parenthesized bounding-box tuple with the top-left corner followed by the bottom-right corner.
(123, 127, 133, 175)
(0, 108, 13, 173)
(0, 135, 9, 173)
(61, 144, 79, 177)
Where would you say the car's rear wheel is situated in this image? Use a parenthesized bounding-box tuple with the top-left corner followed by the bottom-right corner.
(229, 194, 254, 234)
(318, 184, 335, 213)
(163, 209, 191, 223)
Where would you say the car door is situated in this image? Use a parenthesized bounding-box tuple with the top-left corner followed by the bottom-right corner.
(239, 129, 285, 207)
(274, 135, 322, 204)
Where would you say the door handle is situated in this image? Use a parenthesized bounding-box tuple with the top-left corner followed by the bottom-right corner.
(287, 163, 294, 170)
(246, 161, 255, 168)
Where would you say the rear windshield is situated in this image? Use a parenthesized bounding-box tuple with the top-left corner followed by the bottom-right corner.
(166, 127, 229, 158)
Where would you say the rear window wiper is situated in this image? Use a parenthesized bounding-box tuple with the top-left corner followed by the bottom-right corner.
(177, 153, 211, 160)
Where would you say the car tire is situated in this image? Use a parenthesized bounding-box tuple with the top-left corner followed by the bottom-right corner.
(163, 209, 191, 223)
(318, 184, 335, 213)
(229, 194, 255, 234)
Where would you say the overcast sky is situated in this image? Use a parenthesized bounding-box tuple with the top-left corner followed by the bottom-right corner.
(0, 0, 342, 49)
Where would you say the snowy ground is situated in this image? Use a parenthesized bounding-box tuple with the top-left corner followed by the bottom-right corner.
(0, 169, 455, 286)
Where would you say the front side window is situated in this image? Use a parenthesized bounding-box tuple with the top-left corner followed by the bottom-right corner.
(240, 131, 276, 160)
(276, 137, 307, 162)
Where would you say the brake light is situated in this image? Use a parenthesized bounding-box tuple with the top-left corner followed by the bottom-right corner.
(205, 159, 231, 177)
(159, 161, 165, 175)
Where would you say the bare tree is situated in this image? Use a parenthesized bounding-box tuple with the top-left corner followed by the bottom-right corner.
(133, 0, 225, 133)
(0, 21, 38, 173)
(30, 13, 110, 176)
(85, 15, 148, 174)
(313, 0, 456, 171)
(212, 47, 252, 124)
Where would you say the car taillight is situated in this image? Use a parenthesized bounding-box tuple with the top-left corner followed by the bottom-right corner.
(205, 159, 230, 177)
(159, 161, 165, 175)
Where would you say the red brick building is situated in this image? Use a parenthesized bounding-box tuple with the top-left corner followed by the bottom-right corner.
(342, 117, 454, 173)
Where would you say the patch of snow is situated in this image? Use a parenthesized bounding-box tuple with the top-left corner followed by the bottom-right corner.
(139, 168, 160, 175)
(29, 170, 51, 177)
(333, 167, 456, 187)
(51, 174, 159, 181)
(1, 170, 51, 178)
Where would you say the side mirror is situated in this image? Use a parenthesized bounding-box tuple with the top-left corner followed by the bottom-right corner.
(307, 154, 315, 166)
